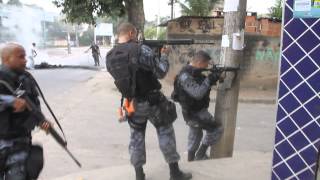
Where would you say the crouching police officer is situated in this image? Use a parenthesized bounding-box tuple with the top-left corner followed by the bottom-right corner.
(172, 50, 224, 162)
(0, 43, 50, 180)
(107, 23, 192, 180)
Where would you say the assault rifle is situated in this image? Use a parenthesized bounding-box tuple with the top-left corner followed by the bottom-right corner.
(0, 77, 82, 168)
(142, 39, 214, 57)
(207, 64, 240, 74)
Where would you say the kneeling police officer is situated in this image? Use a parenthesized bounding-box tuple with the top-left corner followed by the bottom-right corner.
(172, 50, 224, 162)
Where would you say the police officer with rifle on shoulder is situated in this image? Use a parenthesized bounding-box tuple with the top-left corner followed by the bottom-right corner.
(0, 43, 81, 180)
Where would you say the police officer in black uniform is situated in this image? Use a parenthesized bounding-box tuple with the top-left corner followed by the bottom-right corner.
(107, 23, 192, 180)
(172, 50, 224, 162)
(86, 42, 101, 66)
(0, 43, 50, 180)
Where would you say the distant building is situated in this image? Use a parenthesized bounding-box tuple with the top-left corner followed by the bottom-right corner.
(0, 3, 57, 47)
(94, 23, 113, 46)
(245, 12, 282, 37)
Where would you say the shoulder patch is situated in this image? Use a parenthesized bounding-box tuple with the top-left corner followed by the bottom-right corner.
(141, 45, 153, 56)
(179, 73, 190, 82)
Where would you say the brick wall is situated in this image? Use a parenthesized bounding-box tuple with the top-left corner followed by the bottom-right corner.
(259, 18, 282, 37)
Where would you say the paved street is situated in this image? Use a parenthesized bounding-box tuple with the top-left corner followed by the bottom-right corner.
(30, 69, 98, 98)
(27, 69, 277, 180)
(34, 47, 110, 67)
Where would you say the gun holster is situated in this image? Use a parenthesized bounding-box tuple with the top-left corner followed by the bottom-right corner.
(26, 145, 44, 179)
(152, 97, 177, 127)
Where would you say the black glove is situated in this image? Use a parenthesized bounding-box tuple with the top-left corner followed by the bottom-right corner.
(208, 72, 220, 86)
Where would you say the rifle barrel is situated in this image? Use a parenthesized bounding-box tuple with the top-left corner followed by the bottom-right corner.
(49, 127, 82, 167)
(65, 148, 82, 168)
(143, 39, 194, 47)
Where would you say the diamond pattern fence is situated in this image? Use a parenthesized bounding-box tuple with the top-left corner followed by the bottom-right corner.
(272, 0, 320, 179)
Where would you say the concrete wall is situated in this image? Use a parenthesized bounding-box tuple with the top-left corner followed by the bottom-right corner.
(164, 17, 280, 89)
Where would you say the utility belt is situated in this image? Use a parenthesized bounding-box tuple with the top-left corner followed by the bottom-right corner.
(0, 132, 31, 141)
(135, 90, 163, 105)
(117, 91, 177, 129)
(0, 137, 31, 150)
(118, 90, 163, 123)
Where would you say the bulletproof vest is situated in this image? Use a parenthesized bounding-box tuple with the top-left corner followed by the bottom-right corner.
(107, 41, 161, 99)
(91, 45, 99, 54)
(135, 69, 161, 98)
(0, 67, 39, 139)
(174, 65, 210, 112)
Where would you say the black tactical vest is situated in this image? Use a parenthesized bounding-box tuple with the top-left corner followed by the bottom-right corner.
(135, 68, 161, 98)
(174, 65, 210, 112)
(0, 66, 39, 139)
(107, 41, 161, 99)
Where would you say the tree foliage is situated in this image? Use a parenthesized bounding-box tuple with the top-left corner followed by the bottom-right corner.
(179, 0, 218, 16)
(7, 0, 22, 6)
(268, 0, 283, 19)
(53, 0, 125, 25)
(53, 0, 145, 31)
(79, 27, 94, 46)
(46, 20, 73, 39)
(144, 16, 169, 40)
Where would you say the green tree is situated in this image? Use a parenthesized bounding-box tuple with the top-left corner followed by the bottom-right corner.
(46, 21, 69, 40)
(144, 26, 157, 40)
(53, 0, 145, 32)
(144, 16, 169, 40)
(268, 0, 283, 19)
(7, 0, 22, 6)
(179, 0, 218, 16)
(144, 26, 167, 40)
(79, 27, 94, 46)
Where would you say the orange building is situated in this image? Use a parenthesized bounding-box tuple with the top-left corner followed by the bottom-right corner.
(245, 12, 282, 37)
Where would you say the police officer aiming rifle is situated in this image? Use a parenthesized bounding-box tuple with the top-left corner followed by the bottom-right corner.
(107, 22, 192, 180)
(172, 50, 237, 161)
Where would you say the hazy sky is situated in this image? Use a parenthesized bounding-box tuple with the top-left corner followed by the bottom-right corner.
(5, 0, 277, 21)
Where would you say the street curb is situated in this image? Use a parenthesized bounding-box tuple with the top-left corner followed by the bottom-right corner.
(210, 98, 276, 104)
(168, 96, 276, 105)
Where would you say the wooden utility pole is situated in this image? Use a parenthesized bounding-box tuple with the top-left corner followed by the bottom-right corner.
(211, 0, 247, 158)
(170, 0, 174, 19)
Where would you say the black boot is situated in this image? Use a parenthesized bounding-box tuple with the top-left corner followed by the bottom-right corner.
(169, 162, 192, 180)
(135, 166, 145, 180)
(188, 151, 195, 162)
(195, 144, 209, 161)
